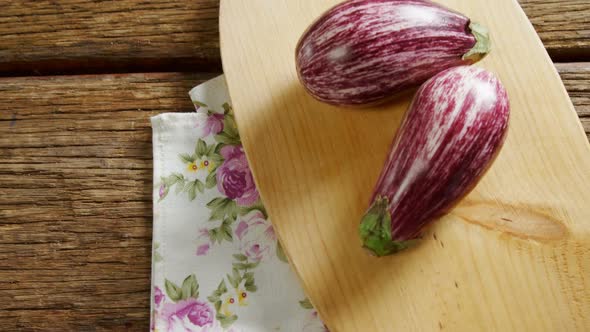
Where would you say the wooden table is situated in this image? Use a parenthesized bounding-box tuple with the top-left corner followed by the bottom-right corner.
(0, 1, 588, 330)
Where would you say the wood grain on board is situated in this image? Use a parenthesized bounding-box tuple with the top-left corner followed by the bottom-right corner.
(219, 0, 590, 330)
(0, 0, 588, 74)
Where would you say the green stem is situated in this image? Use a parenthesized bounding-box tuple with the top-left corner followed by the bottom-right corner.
(462, 22, 491, 63)
(359, 196, 415, 257)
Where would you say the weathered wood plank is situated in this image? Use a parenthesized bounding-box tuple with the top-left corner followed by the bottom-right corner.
(0, 0, 221, 75)
(0, 67, 588, 330)
(0, 72, 217, 331)
(557, 62, 590, 137)
(0, 0, 588, 75)
(520, 0, 590, 61)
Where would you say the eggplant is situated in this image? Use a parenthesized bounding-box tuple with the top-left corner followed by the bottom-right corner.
(296, 0, 491, 107)
(359, 66, 510, 256)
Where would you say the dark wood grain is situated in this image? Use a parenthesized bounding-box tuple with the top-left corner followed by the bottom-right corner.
(0, 66, 588, 330)
(0, 0, 221, 75)
(0, 0, 588, 75)
(557, 63, 590, 137)
(520, 0, 590, 61)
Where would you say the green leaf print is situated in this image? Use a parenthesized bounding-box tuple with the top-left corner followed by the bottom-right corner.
(242, 272, 254, 282)
(203, 209, 236, 245)
(217, 313, 238, 328)
(218, 280, 228, 294)
(232, 262, 247, 270)
(188, 182, 197, 201)
(207, 293, 219, 304)
(158, 173, 188, 202)
(222, 102, 231, 115)
(224, 115, 239, 137)
(207, 279, 228, 304)
(209, 152, 224, 165)
(220, 224, 233, 242)
(244, 284, 257, 292)
(207, 197, 225, 209)
(227, 268, 240, 289)
(232, 254, 248, 261)
(276, 241, 288, 263)
(205, 171, 217, 189)
(243, 271, 257, 292)
(232, 260, 259, 271)
(193, 100, 208, 108)
(207, 197, 237, 221)
(175, 179, 187, 194)
(183, 180, 194, 192)
(214, 300, 222, 312)
(238, 201, 268, 218)
(195, 139, 207, 158)
(207, 224, 233, 244)
(221, 217, 235, 227)
(232, 268, 241, 283)
(205, 143, 215, 157)
(195, 179, 205, 193)
(154, 251, 163, 263)
(161, 173, 183, 186)
(179, 153, 195, 163)
(299, 298, 314, 310)
(181, 274, 199, 300)
(208, 228, 220, 244)
(213, 110, 241, 145)
(214, 131, 241, 145)
(158, 138, 224, 202)
(153, 243, 163, 263)
(164, 279, 182, 302)
(214, 142, 225, 154)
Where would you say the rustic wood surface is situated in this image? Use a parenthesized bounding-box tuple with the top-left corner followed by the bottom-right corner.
(0, 73, 216, 330)
(0, 0, 221, 75)
(0, 0, 588, 331)
(520, 0, 590, 61)
(558, 63, 590, 137)
(0, 0, 588, 75)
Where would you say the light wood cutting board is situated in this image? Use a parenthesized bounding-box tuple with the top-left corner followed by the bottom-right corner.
(219, 0, 590, 330)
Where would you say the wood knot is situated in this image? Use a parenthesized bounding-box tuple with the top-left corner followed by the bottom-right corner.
(452, 202, 567, 241)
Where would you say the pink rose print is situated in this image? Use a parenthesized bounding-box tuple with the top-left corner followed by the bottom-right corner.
(196, 243, 210, 256)
(235, 210, 276, 262)
(156, 299, 219, 332)
(196, 228, 211, 256)
(158, 184, 166, 199)
(195, 111, 224, 137)
(216, 145, 259, 206)
(205, 113, 224, 136)
(154, 286, 164, 307)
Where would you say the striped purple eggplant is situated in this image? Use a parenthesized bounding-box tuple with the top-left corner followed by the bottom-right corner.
(296, 0, 491, 107)
(359, 66, 510, 256)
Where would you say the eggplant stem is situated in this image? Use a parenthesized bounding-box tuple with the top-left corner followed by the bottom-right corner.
(462, 22, 491, 62)
(359, 196, 415, 256)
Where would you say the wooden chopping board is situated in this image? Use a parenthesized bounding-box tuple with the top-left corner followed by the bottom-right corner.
(219, 0, 590, 330)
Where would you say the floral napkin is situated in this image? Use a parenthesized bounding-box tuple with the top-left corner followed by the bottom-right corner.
(150, 75, 326, 332)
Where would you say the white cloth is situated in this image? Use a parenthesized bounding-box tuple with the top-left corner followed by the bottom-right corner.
(150, 75, 326, 332)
